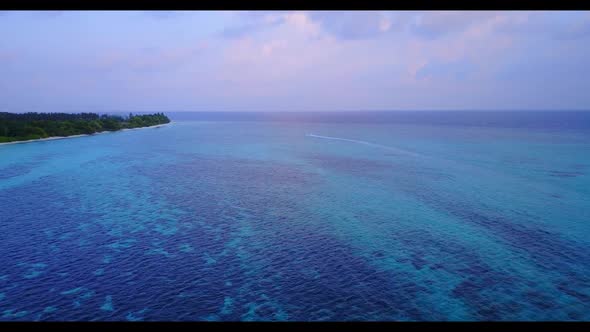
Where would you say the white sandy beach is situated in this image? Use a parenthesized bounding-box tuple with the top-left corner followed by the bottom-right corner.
(0, 122, 172, 146)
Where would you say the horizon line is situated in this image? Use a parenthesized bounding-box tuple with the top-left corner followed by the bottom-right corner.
(4, 109, 590, 114)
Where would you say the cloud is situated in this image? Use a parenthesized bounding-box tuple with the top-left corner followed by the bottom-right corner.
(308, 11, 392, 40)
(219, 11, 397, 41)
(220, 18, 285, 39)
(409, 11, 502, 40)
(216, 11, 515, 104)
(2, 10, 590, 111)
(489, 11, 590, 41)
(218, 12, 340, 94)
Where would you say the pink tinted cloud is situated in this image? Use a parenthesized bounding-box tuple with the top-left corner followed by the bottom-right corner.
(218, 11, 527, 92)
(402, 12, 527, 83)
(219, 12, 335, 92)
(82, 11, 590, 110)
(410, 11, 502, 37)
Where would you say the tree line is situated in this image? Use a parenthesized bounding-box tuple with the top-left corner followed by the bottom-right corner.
(0, 112, 171, 143)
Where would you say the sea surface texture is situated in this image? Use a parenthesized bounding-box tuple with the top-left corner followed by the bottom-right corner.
(1, 111, 589, 321)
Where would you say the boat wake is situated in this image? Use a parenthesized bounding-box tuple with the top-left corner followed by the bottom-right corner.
(305, 133, 420, 157)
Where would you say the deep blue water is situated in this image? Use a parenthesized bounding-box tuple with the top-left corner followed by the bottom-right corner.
(1, 111, 590, 321)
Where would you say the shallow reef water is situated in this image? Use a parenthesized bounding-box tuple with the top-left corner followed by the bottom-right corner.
(1, 111, 590, 321)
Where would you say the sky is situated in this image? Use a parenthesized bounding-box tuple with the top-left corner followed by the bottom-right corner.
(0, 10, 589, 112)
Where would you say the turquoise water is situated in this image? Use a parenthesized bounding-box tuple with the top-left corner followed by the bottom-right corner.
(1, 112, 590, 321)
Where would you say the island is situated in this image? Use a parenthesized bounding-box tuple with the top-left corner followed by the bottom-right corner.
(0, 112, 171, 143)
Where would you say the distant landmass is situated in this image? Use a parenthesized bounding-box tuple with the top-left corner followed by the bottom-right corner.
(0, 112, 170, 143)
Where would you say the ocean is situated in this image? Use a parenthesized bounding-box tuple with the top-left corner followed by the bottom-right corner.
(1, 111, 589, 321)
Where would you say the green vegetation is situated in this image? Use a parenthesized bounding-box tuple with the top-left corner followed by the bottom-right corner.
(0, 112, 170, 143)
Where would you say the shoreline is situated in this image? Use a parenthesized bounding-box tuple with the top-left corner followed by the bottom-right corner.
(0, 122, 172, 146)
